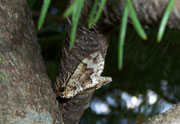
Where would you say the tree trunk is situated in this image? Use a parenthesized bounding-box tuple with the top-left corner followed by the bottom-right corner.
(0, 0, 63, 123)
(1, 0, 180, 124)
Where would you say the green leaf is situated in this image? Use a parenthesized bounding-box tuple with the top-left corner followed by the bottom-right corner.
(88, 0, 107, 28)
(88, 0, 99, 28)
(127, 0, 147, 40)
(157, 0, 175, 42)
(0, 57, 2, 63)
(118, 4, 129, 70)
(63, 0, 80, 17)
(69, 0, 85, 50)
(38, 0, 51, 30)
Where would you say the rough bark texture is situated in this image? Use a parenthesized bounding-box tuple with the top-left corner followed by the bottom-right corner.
(0, 0, 63, 123)
(144, 104, 180, 124)
(53, 1, 110, 123)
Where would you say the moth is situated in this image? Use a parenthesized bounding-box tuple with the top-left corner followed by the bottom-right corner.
(60, 52, 112, 98)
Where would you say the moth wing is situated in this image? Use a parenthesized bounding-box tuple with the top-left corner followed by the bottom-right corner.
(60, 52, 111, 98)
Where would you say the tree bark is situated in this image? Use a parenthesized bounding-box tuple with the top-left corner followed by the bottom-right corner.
(54, 5, 110, 124)
(144, 104, 180, 124)
(0, 0, 63, 123)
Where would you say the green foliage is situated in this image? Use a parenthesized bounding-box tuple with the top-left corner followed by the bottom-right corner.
(31, 0, 175, 69)
(118, 0, 148, 70)
(118, 3, 129, 70)
(117, 0, 174, 69)
(88, 0, 107, 28)
(70, 0, 85, 50)
(0, 57, 1, 63)
(63, 0, 80, 17)
(157, 0, 175, 42)
(64, 0, 106, 49)
(63, 0, 85, 50)
(126, 0, 147, 40)
(38, 0, 51, 30)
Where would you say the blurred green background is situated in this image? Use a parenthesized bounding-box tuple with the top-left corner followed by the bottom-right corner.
(28, 0, 180, 124)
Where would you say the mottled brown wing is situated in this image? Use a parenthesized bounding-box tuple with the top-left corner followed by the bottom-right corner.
(60, 52, 112, 98)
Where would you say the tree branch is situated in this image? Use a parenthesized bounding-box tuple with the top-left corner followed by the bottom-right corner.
(144, 104, 180, 124)
(102, 0, 180, 29)
(53, 0, 180, 123)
